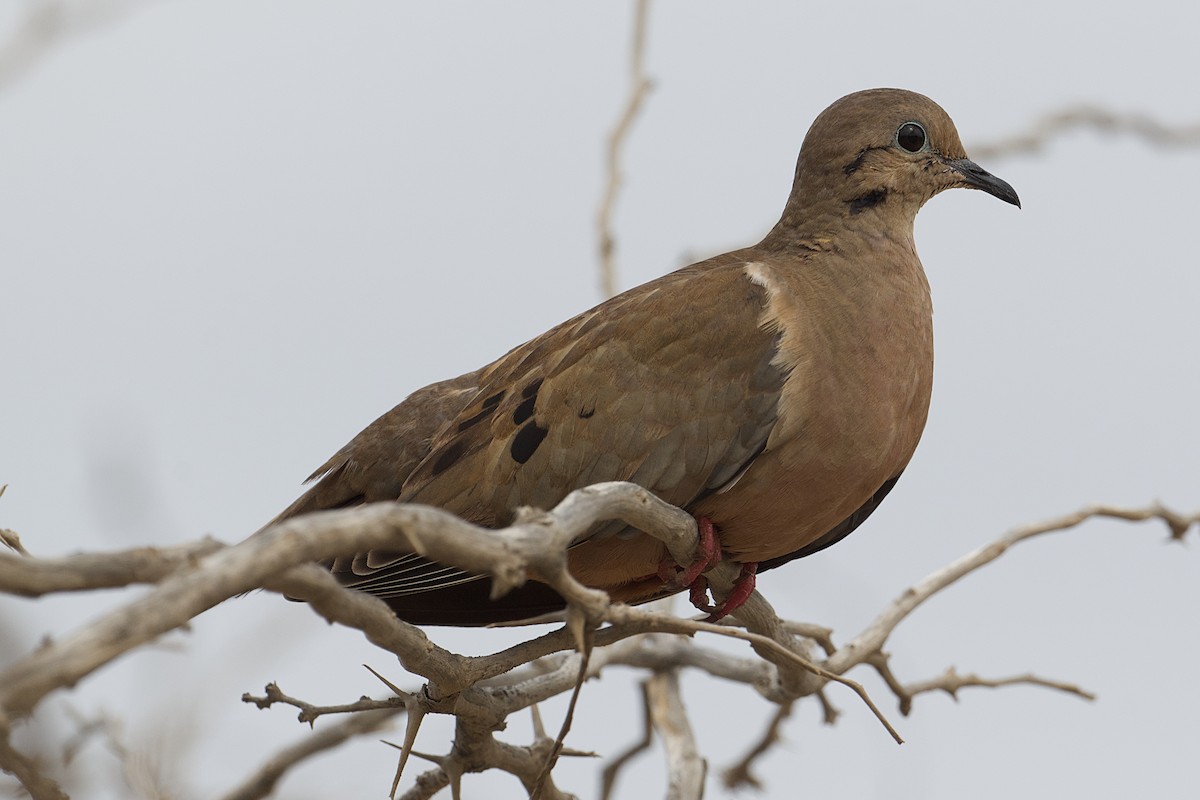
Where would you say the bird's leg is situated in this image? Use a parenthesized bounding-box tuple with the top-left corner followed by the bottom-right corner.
(656, 517, 756, 621)
(700, 561, 758, 623)
(656, 516, 722, 588)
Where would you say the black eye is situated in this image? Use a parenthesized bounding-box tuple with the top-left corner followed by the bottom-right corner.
(896, 122, 927, 153)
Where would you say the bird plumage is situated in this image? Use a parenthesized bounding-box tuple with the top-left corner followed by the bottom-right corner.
(268, 88, 1019, 625)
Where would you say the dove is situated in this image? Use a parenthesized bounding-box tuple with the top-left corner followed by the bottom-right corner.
(269, 88, 1019, 625)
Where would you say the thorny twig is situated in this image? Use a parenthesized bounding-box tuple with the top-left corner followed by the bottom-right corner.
(868, 655, 1096, 717)
(1, 499, 1195, 798)
(241, 682, 409, 726)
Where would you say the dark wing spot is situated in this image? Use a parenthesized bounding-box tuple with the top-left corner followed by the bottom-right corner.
(521, 378, 544, 399)
(510, 422, 548, 464)
(458, 406, 495, 432)
(848, 188, 888, 214)
(431, 439, 467, 477)
(578, 404, 595, 419)
(512, 394, 537, 425)
(456, 390, 506, 432)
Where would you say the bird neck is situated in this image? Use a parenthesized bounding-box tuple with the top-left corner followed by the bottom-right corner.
(759, 159, 925, 257)
(757, 202, 918, 262)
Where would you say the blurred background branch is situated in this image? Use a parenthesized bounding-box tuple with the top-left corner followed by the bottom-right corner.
(0, 0, 148, 92)
(596, 0, 652, 300)
(971, 105, 1200, 160)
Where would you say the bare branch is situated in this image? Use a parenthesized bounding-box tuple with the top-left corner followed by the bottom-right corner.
(972, 106, 1200, 160)
(390, 721, 579, 800)
(645, 670, 705, 800)
(0, 482, 700, 721)
(0, 528, 28, 557)
(0, 0, 152, 92)
(832, 504, 1199, 675)
(0, 485, 30, 556)
(395, 766, 450, 800)
(220, 707, 403, 800)
(530, 632, 591, 799)
(604, 601, 904, 745)
(0, 538, 224, 596)
(814, 688, 840, 726)
(596, 0, 653, 299)
(897, 666, 1096, 711)
(721, 700, 793, 791)
(60, 708, 173, 800)
(0, 729, 68, 800)
(781, 621, 837, 657)
(2, 487, 1194, 796)
(241, 681, 409, 726)
(599, 682, 653, 800)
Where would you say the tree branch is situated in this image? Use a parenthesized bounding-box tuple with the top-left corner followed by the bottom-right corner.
(645, 670, 704, 800)
(596, 0, 653, 299)
(831, 504, 1199, 676)
(220, 707, 403, 800)
(0, 0, 152, 92)
(1, 490, 1194, 797)
(971, 106, 1200, 160)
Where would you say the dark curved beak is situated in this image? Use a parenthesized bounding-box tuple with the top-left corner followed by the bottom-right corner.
(943, 157, 1021, 208)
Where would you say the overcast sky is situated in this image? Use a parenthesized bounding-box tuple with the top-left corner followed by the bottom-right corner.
(2, 2, 1198, 798)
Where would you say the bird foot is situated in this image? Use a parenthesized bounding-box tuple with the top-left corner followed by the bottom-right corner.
(690, 561, 758, 623)
(657, 516, 722, 589)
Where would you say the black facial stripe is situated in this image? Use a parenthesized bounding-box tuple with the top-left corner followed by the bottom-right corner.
(847, 188, 888, 214)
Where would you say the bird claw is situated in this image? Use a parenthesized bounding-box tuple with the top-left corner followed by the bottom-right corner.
(657, 516, 722, 588)
(691, 561, 758, 623)
(655, 517, 756, 621)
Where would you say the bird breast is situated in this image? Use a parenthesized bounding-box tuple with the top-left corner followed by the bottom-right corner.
(694, 256, 934, 563)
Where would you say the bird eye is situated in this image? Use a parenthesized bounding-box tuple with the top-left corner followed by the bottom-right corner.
(895, 122, 927, 153)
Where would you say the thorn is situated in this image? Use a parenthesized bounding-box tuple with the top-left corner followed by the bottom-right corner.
(388, 695, 426, 796)
(530, 704, 548, 740)
(445, 758, 465, 800)
(385, 745, 465, 797)
(558, 747, 601, 758)
(364, 664, 410, 698)
(385, 746, 442, 767)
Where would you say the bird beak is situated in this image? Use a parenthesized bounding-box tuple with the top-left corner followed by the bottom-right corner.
(942, 157, 1021, 208)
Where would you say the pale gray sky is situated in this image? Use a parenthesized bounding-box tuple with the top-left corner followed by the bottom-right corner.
(2, 2, 1198, 798)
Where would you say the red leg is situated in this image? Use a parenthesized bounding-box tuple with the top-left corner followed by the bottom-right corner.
(701, 561, 759, 623)
(656, 516, 721, 588)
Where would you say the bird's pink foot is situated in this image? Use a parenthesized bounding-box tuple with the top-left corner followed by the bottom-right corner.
(657, 516, 721, 588)
(692, 561, 758, 623)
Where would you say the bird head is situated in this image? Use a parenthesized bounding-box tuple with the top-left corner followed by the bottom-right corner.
(769, 88, 1019, 245)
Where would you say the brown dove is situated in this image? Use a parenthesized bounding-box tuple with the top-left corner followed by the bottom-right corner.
(270, 88, 1019, 625)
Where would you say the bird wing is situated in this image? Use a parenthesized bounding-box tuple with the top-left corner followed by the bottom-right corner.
(335, 251, 792, 599)
(265, 370, 482, 527)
